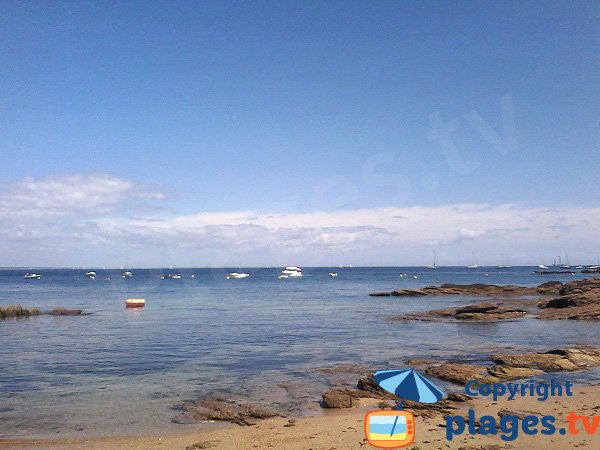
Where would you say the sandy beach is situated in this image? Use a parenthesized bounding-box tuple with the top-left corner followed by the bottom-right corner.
(3, 384, 598, 450)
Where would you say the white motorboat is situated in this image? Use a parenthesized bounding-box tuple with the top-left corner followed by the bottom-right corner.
(328, 272, 338, 277)
(466, 264, 479, 269)
(122, 271, 133, 278)
(226, 272, 250, 279)
(85, 271, 97, 280)
(280, 266, 302, 277)
(161, 273, 182, 279)
(23, 272, 41, 280)
(538, 264, 549, 269)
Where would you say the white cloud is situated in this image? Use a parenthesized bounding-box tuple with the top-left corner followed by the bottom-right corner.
(2, 174, 599, 267)
(0, 173, 165, 219)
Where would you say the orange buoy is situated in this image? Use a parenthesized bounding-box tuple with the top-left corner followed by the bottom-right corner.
(125, 298, 145, 308)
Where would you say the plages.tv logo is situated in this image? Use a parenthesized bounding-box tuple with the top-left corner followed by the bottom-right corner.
(364, 368, 445, 449)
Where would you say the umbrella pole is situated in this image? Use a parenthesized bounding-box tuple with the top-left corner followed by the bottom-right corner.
(393, 398, 404, 410)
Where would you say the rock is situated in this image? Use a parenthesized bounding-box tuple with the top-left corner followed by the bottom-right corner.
(536, 281, 563, 294)
(372, 283, 542, 298)
(186, 441, 219, 449)
(490, 348, 600, 372)
(405, 358, 433, 366)
(498, 409, 541, 420)
(172, 398, 284, 426)
(0, 305, 42, 319)
(394, 302, 528, 322)
(49, 308, 83, 316)
(391, 289, 428, 296)
(321, 389, 355, 408)
(425, 363, 491, 384)
(486, 365, 544, 380)
(537, 278, 600, 320)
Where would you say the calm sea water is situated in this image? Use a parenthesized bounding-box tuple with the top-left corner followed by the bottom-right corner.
(1, 267, 598, 438)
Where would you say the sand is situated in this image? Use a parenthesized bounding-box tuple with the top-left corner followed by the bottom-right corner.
(2, 385, 599, 450)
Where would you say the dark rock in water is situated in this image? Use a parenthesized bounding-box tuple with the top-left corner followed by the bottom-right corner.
(537, 278, 600, 320)
(172, 397, 284, 426)
(490, 348, 600, 372)
(0, 305, 42, 319)
(393, 302, 529, 323)
(369, 291, 392, 297)
(49, 308, 83, 316)
(370, 282, 550, 298)
(391, 288, 428, 296)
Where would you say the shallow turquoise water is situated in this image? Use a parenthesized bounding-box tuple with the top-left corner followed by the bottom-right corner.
(0, 267, 598, 438)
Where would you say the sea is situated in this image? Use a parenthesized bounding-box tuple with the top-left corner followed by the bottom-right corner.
(1, 266, 598, 439)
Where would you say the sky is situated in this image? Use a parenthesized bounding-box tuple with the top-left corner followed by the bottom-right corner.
(0, 1, 599, 267)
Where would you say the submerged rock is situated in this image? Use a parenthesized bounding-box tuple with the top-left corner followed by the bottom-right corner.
(49, 308, 83, 316)
(172, 397, 284, 426)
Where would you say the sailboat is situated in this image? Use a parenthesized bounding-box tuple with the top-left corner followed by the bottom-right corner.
(426, 251, 438, 269)
(497, 254, 512, 269)
(466, 254, 479, 269)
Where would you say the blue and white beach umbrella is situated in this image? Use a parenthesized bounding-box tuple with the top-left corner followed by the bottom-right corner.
(374, 369, 445, 405)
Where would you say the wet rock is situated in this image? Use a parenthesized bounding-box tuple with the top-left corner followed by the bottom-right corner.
(173, 398, 284, 426)
(369, 291, 392, 297)
(0, 305, 42, 318)
(490, 348, 600, 372)
(536, 281, 563, 295)
(371, 283, 541, 298)
(405, 358, 433, 367)
(394, 302, 528, 322)
(49, 308, 83, 316)
(537, 278, 600, 320)
(391, 289, 428, 296)
(425, 363, 491, 384)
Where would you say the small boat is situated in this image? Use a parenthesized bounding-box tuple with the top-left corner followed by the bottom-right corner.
(426, 251, 438, 269)
(280, 266, 302, 278)
(122, 271, 133, 278)
(23, 272, 41, 280)
(466, 264, 479, 269)
(328, 272, 338, 277)
(85, 271, 97, 279)
(538, 264, 549, 269)
(226, 272, 250, 279)
(125, 298, 145, 308)
(161, 273, 182, 279)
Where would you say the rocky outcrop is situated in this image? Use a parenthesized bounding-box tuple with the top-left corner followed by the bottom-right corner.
(423, 348, 598, 385)
(172, 397, 284, 426)
(49, 308, 83, 316)
(537, 278, 600, 320)
(425, 363, 490, 384)
(491, 348, 600, 372)
(1, 305, 84, 319)
(392, 302, 530, 322)
(321, 389, 356, 408)
(0, 305, 41, 319)
(371, 283, 549, 298)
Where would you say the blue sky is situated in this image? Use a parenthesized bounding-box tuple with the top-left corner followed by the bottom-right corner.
(0, 1, 599, 266)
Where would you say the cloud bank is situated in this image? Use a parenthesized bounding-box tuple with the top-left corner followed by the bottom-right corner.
(2, 174, 598, 267)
